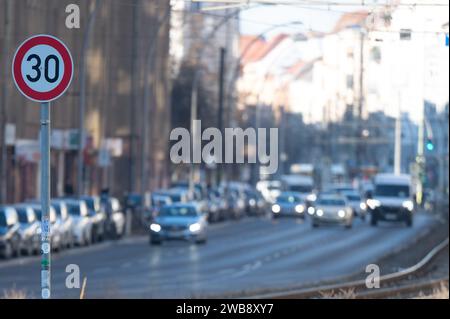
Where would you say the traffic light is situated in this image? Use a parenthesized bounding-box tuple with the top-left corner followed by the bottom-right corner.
(426, 139, 434, 151)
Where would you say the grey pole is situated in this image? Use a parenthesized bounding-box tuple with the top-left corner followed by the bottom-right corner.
(141, 7, 171, 197)
(40, 102, 51, 299)
(77, 0, 102, 196)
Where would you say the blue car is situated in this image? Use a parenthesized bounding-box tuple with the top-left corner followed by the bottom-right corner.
(149, 203, 208, 245)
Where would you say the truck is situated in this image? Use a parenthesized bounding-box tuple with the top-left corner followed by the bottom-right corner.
(366, 173, 415, 227)
(280, 174, 314, 201)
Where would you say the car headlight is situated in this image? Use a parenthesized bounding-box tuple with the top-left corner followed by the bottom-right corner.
(272, 204, 281, 213)
(402, 200, 414, 212)
(36, 227, 42, 235)
(360, 202, 367, 211)
(150, 223, 161, 232)
(367, 199, 381, 210)
(307, 194, 317, 202)
(189, 223, 201, 232)
(249, 199, 256, 207)
(295, 204, 305, 213)
(338, 210, 346, 218)
(307, 207, 315, 215)
(316, 209, 324, 217)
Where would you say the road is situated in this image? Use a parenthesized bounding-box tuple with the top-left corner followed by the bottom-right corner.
(0, 212, 437, 298)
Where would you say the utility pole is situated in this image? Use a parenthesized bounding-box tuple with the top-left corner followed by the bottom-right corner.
(356, 29, 365, 170)
(0, 0, 12, 203)
(217, 47, 226, 185)
(128, 0, 139, 194)
(77, 0, 102, 196)
(394, 92, 402, 175)
(189, 77, 199, 199)
(141, 5, 171, 198)
(416, 103, 425, 206)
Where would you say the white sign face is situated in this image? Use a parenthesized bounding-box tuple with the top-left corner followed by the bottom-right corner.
(12, 35, 73, 102)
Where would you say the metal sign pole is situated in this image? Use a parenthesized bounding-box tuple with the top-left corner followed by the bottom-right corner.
(40, 101, 51, 299)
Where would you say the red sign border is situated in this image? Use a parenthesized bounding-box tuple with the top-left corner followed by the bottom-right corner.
(12, 34, 73, 103)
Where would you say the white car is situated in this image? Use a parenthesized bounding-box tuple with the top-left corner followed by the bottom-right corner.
(64, 199, 93, 246)
(51, 200, 75, 248)
(29, 204, 62, 251)
(102, 197, 125, 239)
(367, 174, 414, 227)
(342, 191, 367, 221)
(310, 194, 353, 229)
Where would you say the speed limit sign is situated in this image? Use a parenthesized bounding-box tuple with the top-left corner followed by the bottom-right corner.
(12, 34, 74, 299)
(12, 34, 73, 102)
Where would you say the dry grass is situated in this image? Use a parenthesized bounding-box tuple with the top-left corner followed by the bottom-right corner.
(319, 288, 356, 299)
(415, 282, 449, 299)
(2, 289, 27, 299)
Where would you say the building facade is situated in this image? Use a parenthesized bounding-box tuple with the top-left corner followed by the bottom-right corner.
(0, 0, 172, 203)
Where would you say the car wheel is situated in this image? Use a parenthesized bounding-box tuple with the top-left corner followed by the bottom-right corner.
(361, 214, 366, 221)
(370, 216, 378, 227)
(85, 232, 92, 246)
(67, 235, 74, 249)
(312, 221, 319, 228)
(406, 217, 413, 227)
(13, 246, 21, 258)
(196, 238, 207, 245)
(150, 238, 161, 245)
(1, 242, 13, 259)
(25, 241, 34, 256)
(345, 222, 353, 229)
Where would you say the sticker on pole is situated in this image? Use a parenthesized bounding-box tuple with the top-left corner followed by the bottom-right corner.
(12, 34, 73, 102)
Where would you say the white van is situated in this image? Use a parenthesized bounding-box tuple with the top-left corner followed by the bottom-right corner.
(281, 175, 314, 201)
(366, 174, 415, 227)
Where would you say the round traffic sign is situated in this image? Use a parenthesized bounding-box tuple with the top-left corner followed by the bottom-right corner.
(12, 34, 73, 102)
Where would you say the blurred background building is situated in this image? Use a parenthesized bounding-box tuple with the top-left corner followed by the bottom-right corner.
(0, 0, 172, 202)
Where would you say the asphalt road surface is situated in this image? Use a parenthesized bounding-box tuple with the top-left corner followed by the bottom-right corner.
(0, 212, 437, 298)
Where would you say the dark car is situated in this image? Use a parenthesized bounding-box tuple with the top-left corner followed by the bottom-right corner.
(271, 192, 306, 219)
(0, 206, 22, 259)
(14, 204, 40, 255)
(245, 189, 266, 216)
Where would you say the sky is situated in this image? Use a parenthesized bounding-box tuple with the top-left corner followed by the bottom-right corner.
(237, 1, 449, 122)
(240, 4, 344, 36)
(238, 1, 397, 36)
(239, 1, 450, 37)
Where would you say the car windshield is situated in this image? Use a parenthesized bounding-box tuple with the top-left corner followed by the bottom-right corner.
(52, 203, 62, 216)
(16, 208, 30, 223)
(34, 208, 42, 221)
(277, 195, 301, 203)
(375, 185, 410, 198)
(159, 206, 198, 217)
(67, 203, 82, 216)
(82, 198, 99, 212)
(168, 194, 182, 202)
(289, 185, 312, 193)
(0, 212, 7, 227)
(317, 199, 346, 206)
(345, 194, 361, 201)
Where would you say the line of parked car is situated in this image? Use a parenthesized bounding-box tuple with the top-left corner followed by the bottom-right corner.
(0, 195, 126, 260)
(137, 182, 268, 245)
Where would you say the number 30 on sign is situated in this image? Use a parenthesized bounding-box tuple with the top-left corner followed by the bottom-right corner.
(12, 34, 73, 103)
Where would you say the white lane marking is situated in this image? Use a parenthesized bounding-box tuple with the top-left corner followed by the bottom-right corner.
(231, 260, 262, 278)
